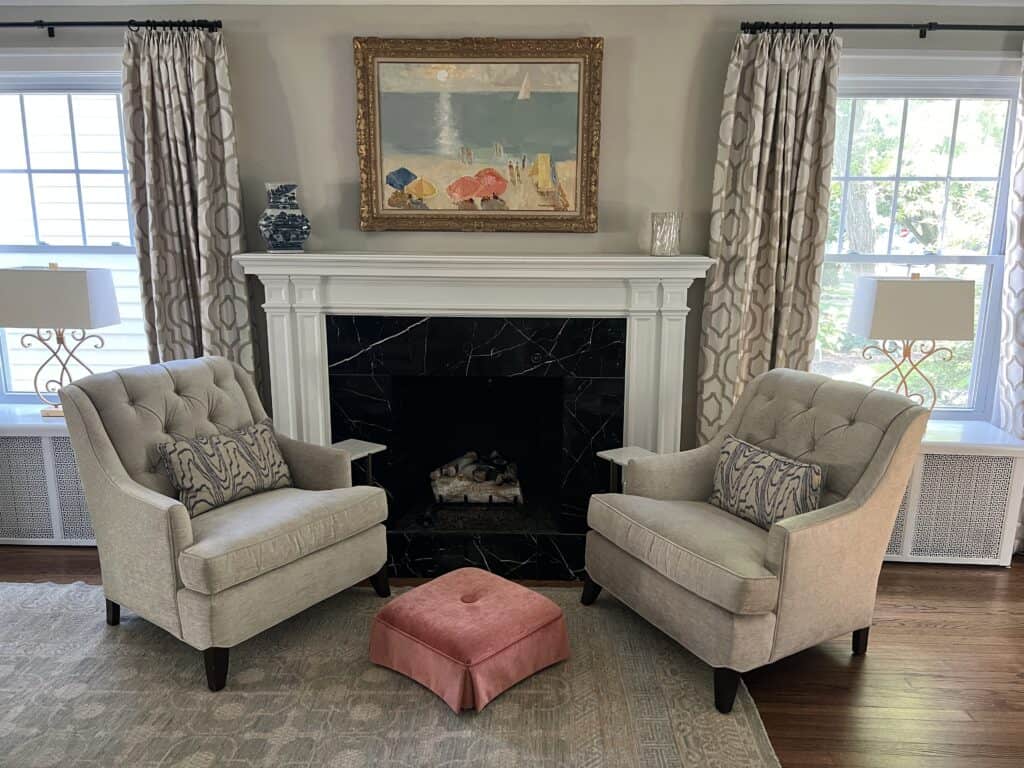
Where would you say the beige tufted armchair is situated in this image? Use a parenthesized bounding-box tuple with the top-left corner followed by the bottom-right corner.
(60, 357, 390, 690)
(581, 369, 928, 713)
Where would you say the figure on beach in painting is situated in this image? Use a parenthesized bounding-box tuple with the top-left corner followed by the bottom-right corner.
(378, 60, 580, 214)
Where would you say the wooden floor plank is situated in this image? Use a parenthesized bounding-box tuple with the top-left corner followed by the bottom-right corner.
(1, 545, 1021, 766)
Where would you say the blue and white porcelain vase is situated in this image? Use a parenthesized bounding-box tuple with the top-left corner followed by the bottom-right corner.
(257, 183, 311, 252)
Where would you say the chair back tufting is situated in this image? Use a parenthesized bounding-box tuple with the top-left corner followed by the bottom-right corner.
(63, 357, 266, 498)
(726, 369, 923, 507)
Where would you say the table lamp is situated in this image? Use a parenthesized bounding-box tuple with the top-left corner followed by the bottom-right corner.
(0, 265, 120, 417)
(848, 275, 974, 409)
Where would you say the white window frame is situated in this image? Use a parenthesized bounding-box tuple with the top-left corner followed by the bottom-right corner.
(826, 50, 1020, 421)
(0, 49, 141, 404)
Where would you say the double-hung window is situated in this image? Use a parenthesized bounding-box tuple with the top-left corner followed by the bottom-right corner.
(0, 56, 148, 403)
(812, 52, 1019, 419)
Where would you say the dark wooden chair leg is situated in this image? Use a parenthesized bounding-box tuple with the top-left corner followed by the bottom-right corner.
(714, 668, 741, 714)
(852, 626, 870, 656)
(203, 647, 229, 692)
(105, 599, 120, 626)
(369, 564, 391, 598)
(580, 571, 602, 605)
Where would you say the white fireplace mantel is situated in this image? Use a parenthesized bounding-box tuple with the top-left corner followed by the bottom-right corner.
(235, 252, 713, 454)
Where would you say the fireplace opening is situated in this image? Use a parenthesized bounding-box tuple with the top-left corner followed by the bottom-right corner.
(388, 375, 562, 532)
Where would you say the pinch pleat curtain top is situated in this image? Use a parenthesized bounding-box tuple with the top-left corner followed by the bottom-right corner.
(122, 29, 254, 372)
(696, 31, 841, 443)
(994, 44, 1024, 553)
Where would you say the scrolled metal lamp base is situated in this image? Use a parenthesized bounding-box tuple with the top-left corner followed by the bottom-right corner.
(861, 339, 952, 410)
(20, 328, 104, 417)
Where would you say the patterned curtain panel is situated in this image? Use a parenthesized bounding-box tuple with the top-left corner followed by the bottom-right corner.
(696, 32, 841, 443)
(122, 29, 253, 371)
(994, 48, 1024, 553)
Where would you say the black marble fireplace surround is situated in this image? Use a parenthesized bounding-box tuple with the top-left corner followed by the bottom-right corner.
(326, 316, 626, 579)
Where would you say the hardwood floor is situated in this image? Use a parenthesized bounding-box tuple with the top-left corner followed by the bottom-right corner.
(744, 558, 1024, 768)
(0, 545, 102, 584)
(2, 545, 1021, 767)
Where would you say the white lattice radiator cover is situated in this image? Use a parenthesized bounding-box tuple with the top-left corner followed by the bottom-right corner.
(0, 434, 93, 545)
(885, 448, 1023, 567)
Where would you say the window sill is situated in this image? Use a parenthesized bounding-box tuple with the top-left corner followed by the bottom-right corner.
(0, 403, 69, 436)
(923, 419, 1024, 456)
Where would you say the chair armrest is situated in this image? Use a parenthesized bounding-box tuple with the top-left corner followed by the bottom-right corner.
(623, 442, 720, 501)
(762, 498, 885, 661)
(276, 433, 352, 490)
(61, 383, 193, 637)
(110, 479, 194, 561)
(763, 410, 928, 662)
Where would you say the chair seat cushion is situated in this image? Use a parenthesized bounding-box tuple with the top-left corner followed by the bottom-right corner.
(179, 485, 387, 594)
(587, 493, 779, 614)
(369, 568, 570, 712)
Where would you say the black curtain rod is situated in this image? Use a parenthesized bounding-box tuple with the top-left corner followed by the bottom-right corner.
(741, 21, 1024, 39)
(0, 19, 222, 38)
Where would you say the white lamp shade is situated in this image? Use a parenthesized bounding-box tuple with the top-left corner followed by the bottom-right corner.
(0, 267, 121, 329)
(848, 276, 975, 341)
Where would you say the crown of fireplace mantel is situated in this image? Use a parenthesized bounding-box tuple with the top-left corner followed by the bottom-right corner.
(235, 251, 713, 454)
(235, 251, 711, 278)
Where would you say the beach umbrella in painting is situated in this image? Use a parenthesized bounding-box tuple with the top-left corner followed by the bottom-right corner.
(386, 167, 417, 191)
(446, 176, 482, 201)
(405, 177, 438, 199)
(474, 168, 508, 197)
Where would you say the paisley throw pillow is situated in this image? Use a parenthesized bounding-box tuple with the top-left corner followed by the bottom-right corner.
(708, 435, 824, 530)
(157, 421, 292, 517)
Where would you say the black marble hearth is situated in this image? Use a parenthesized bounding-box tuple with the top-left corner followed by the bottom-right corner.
(326, 316, 626, 580)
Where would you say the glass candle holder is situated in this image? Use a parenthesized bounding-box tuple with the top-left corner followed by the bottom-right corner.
(650, 211, 682, 256)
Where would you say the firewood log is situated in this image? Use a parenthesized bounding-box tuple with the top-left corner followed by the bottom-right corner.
(442, 452, 477, 477)
(458, 462, 480, 480)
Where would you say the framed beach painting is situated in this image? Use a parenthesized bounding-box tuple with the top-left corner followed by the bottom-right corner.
(354, 37, 603, 232)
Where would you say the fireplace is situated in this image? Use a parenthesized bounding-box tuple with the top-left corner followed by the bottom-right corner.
(327, 316, 625, 578)
(393, 375, 560, 522)
(234, 252, 714, 579)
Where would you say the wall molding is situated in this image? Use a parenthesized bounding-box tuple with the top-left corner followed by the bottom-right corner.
(2, 0, 1022, 6)
(839, 49, 1021, 98)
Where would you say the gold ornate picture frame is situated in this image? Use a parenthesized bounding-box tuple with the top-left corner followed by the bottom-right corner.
(354, 37, 603, 232)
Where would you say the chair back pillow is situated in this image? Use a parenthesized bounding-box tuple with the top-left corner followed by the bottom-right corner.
(709, 435, 824, 530)
(157, 421, 292, 517)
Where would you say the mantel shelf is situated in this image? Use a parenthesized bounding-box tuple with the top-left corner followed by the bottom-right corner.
(235, 252, 713, 280)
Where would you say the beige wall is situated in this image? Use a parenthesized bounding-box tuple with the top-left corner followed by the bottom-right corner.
(4, 4, 1022, 445)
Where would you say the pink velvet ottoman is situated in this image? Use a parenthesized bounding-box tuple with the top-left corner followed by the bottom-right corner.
(368, 567, 570, 712)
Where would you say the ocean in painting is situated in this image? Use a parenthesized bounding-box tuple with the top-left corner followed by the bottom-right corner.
(377, 61, 581, 214)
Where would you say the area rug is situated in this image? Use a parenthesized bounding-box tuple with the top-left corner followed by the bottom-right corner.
(0, 582, 779, 767)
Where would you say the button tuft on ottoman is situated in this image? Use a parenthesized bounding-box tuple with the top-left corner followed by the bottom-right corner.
(369, 567, 570, 712)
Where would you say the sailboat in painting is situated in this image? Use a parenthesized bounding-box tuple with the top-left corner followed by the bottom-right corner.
(517, 73, 531, 101)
